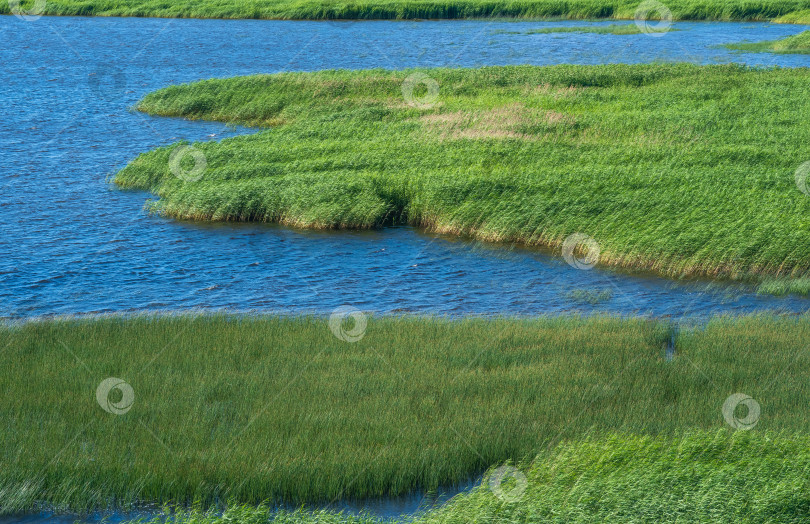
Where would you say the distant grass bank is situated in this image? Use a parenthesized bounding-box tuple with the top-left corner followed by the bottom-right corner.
(116, 65, 810, 283)
(5, 0, 810, 22)
(725, 29, 810, 53)
(128, 432, 810, 523)
(2, 314, 810, 513)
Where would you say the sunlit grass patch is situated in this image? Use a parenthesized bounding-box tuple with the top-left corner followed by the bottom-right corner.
(774, 9, 810, 23)
(420, 431, 810, 523)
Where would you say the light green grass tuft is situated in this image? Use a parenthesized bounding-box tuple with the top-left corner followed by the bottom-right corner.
(773, 9, 810, 22)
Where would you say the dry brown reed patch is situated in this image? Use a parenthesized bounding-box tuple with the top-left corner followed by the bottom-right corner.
(420, 102, 574, 140)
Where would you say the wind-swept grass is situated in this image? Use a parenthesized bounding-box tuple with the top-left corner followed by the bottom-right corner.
(2, 314, 810, 513)
(725, 29, 810, 53)
(129, 431, 810, 523)
(4, 0, 810, 22)
(116, 65, 810, 283)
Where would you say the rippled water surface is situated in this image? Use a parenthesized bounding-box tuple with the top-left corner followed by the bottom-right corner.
(3, 16, 810, 319)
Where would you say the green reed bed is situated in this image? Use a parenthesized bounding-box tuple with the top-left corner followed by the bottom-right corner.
(128, 431, 810, 523)
(422, 431, 810, 523)
(725, 29, 810, 53)
(116, 65, 810, 284)
(5, 0, 810, 22)
(2, 314, 810, 513)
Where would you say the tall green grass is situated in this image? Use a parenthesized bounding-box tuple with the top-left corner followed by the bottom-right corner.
(4, 0, 810, 22)
(2, 314, 810, 513)
(129, 431, 810, 523)
(726, 29, 810, 53)
(116, 65, 810, 282)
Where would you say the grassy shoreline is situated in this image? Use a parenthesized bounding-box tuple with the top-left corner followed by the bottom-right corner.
(6, 0, 810, 23)
(116, 65, 810, 284)
(2, 313, 810, 514)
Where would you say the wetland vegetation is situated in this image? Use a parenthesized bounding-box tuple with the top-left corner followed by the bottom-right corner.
(6, 4, 810, 522)
(6, 0, 810, 23)
(1, 314, 810, 514)
(116, 64, 810, 286)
